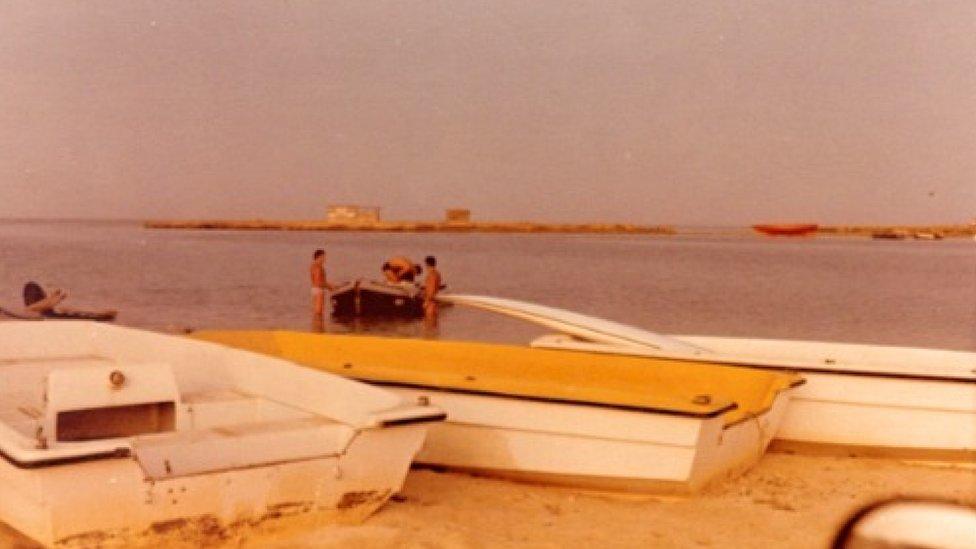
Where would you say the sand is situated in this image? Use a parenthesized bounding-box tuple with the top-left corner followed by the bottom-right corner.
(259, 454, 974, 549)
(3, 453, 973, 548)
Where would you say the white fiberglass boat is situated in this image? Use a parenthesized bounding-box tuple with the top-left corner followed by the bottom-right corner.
(192, 330, 802, 494)
(442, 295, 976, 461)
(0, 321, 444, 547)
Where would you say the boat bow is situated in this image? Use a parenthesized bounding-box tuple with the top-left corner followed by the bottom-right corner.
(437, 294, 709, 354)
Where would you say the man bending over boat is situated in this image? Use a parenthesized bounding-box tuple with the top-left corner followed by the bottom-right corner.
(385, 256, 422, 283)
(381, 262, 399, 283)
(311, 249, 336, 317)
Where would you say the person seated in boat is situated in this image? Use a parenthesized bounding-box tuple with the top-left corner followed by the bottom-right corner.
(23, 281, 67, 313)
(20, 281, 117, 320)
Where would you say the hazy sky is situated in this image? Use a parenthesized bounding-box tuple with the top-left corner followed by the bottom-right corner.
(1, 1, 973, 224)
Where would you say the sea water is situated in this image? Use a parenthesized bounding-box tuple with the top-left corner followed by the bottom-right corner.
(0, 220, 973, 351)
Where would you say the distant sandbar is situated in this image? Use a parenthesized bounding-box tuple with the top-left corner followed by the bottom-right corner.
(143, 219, 675, 234)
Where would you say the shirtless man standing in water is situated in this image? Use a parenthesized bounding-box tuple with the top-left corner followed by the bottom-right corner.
(310, 249, 335, 317)
(422, 255, 442, 323)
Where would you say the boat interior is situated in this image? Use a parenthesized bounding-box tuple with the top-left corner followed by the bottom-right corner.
(0, 322, 422, 475)
(1, 356, 356, 477)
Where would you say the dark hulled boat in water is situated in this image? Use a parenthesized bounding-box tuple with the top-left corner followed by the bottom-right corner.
(331, 279, 425, 318)
(751, 223, 819, 237)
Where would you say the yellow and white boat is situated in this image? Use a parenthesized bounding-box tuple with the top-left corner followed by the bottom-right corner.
(0, 322, 444, 547)
(192, 331, 803, 494)
(442, 294, 976, 461)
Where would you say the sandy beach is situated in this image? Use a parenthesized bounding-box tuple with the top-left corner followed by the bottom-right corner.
(259, 454, 975, 549)
(6, 452, 969, 548)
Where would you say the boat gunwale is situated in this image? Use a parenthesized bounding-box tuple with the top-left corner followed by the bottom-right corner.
(438, 297, 706, 353)
(533, 338, 976, 384)
(736, 363, 974, 384)
(324, 377, 739, 419)
(377, 410, 449, 426)
(0, 445, 130, 469)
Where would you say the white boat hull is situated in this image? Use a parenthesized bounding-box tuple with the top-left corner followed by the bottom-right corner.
(384, 386, 792, 493)
(439, 294, 974, 460)
(678, 336, 976, 460)
(0, 322, 443, 546)
(0, 426, 427, 547)
(533, 334, 976, 460)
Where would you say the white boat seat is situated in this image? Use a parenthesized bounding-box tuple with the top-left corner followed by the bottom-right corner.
(132, 417, 351, 480)
(181, 389, 319, 429)
(44, 362, 182, 444)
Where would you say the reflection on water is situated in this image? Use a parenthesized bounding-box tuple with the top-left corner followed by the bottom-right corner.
(329, 308, 448, 339)
(310, 315, 325, 334)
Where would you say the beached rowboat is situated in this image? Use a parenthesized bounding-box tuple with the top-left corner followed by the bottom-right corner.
(439, 295, 976, 461)
(0, 322, 444, 547)
(192, 331, 802, 494)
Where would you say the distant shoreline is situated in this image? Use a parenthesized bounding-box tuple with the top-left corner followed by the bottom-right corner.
(818, 225, 976, 238)
(143, 219, 675, 234)
(141, 219, 976, 237)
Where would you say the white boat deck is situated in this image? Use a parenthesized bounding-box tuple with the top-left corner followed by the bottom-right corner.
(0, 322, 441, 546)
(1, 356, 116, 440)
(0, 353, 349, 467)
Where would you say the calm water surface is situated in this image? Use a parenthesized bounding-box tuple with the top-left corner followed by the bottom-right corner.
(0, 220, 973, 351)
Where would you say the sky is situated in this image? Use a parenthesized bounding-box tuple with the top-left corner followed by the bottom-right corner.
(0, 1, 973, 225)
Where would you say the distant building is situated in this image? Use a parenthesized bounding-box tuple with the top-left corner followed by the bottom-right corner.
(445, 208, 471, 223)
(327, 205, 381, 224)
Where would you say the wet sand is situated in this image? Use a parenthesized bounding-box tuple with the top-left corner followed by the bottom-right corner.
(3, 453, 973, 548)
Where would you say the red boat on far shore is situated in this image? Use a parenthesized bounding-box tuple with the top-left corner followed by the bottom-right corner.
(751, 223, 819, 236)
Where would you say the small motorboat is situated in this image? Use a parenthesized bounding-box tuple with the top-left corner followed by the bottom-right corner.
(192, 330, 802, 494)
(331, 279, 426, 319)
(752, 223, 819, 236)
(0, 321, 444, 547)
(440, 295, 976, 462)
